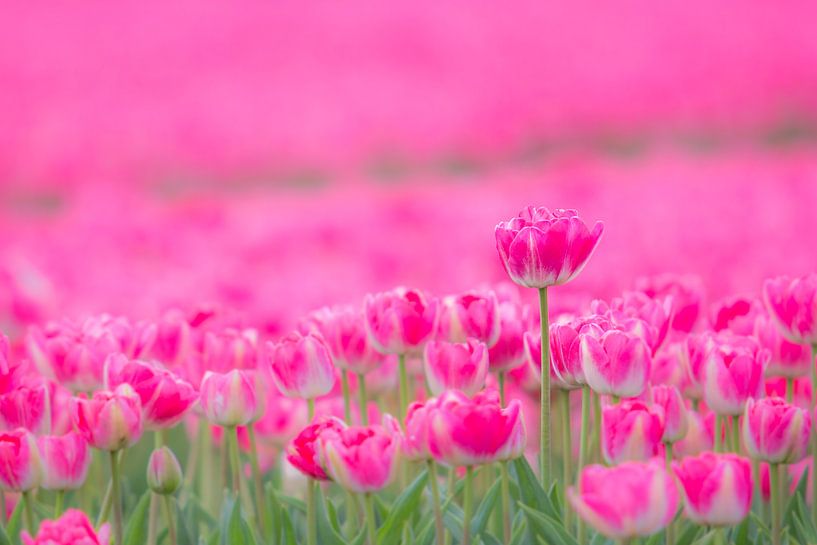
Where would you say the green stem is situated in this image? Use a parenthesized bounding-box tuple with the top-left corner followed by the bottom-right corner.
(341, 369, 353, 423)
(22, 491, 34, 534)
(611, 395, 620, 404)
(786, 376, 794, 403)
(462, 467, 474, 545)
(427, 460, 445, 545)
(398, 353, 409, 487)
(498, 371, 506, 406)
(664, 444, 674, 545)
(306, 479, 317, 545)
(500, 461, 512, 544)
(147, 494, 159, 545)
(307, 398, 315, 421)
(162, 496, 177, 545)
(110, 450, 124, 545)
(199, 420, 216, 515)
(357, 372, 369, 425)
(811, 344, 817, 522)
(770, 463, 782, 545)
(538, 287, 551, 487)
(714, 415, 722, 453)
(445, 468, 455, 545)
(577, 386, 591, 544)
(560, 389, 572, 525)
(248, 424, 272, 541)
(364, 493, 377, 545)
(54, 490, 64, 518)
(227, 426, 242, 494)
(0, 491, 5, 525)
(730, 415, 740, 453)
(593, 391, 602, 464)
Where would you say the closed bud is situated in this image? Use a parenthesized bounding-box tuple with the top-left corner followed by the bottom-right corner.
(147, 446, 182, 495)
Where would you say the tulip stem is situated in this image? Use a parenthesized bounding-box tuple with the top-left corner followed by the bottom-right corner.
(593, 392, 602, 464)
(306, 479, 317, 545)
(54, 490, 64, 518)
(162, 495, 177, 545)
(664, 444, 674, 545)
(811, 343, 817, 522)
(364, 492, 377, 545)
(537, 287, 552, 487)
(357, 372, 369, 425)
(110, 450, 124, 545)
(714, 415, 722, 453)
(398, 353, 409, 487)
(577, 386, 591, 544)
(427, 460, 445, 545)
(730, 415, 740, 453)
(248, 424, 272, 541)
(786, 377, 794, 403)
(498, 371, 506, 406)
(770, 463, 782, 545)
(307, 398, 315, 420)
(500, 461, 512, 544)
(462, 466, 474, 545)
(341, 369, 353, 423)
(227, 426, 242, 494)
(22, 491, 34, 534)
(560, 389, 572, 525)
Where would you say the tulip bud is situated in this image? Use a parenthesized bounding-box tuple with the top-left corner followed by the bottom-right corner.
(673, 452, 753, 526)
(580, 329, 651, 398)
(601, 400, 664, 464)
(423, 339, 488, 397)
(266, 332, 336, 400)
(147, 446, 183, 495)
(651, 384, 688, 444)
(743, 397, 810, 464)
(199, 369, 259, 427)
(70, 384, 143, 451)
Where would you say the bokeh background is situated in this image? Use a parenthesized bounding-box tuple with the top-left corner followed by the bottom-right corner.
(2, 0, 817, 334)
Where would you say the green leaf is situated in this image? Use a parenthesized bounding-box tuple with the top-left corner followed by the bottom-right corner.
(732, 515, 750, 545)
(280, 508, 298, 545)
(122, 491, 151, 545)
(510, 457, 559, 520)
(471, 478, 500, 537)
(315, 487, 345, 545)
(517, 503, 577, 545)
(222, 496, 258, 545)
(675, 522, 702, 545)
(0, 523, 12, 545)
(508, 511, 527, 545)
(481, 532, 502, 545)
(376, 470, 429, 545)
(5, 499, 22, 545)
(277, 495, 306, 513)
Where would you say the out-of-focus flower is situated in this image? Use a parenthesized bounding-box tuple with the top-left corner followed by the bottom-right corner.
(0, 383, 51, 434)
(635, 274, 704, 334)
(580, 329, 651, 398)
(763, 274, 817, 345)
(317, 416, 401, 493)
(199, 370, 259, 427)
(651, 342, 691, 393)
(300, 306, 384, 374)
(592, 292, 672, 355)
(105, 355, 197, 430)
(0, 428, 41, 491)
(364, 287, 439, 355)
(437, 291, 500, 347)
(487, 301, 529, 372)
(427, 389, 525, 467)
(743, 397, 810, 464)
(150, 309, 193, 368)
(286, 416, 346, 481)
(202, 328, 260, 372)
(254, 393, 308, 448)
(423, 339, 488, 396)
(70, 384, 143, 451)
(601, 400, 664, 464)
(146, 446, 183, 495)
(38, 432, 90, 490)
(22, 509, 109, 545)
(673, 453, 753, 526)
(755, 313, 812, 378)
(764, 377, 812, 408)
(651, 384, 688, 444)
(403, 398, 439, 461)
(703, 334, 768, 415)
(710, 296, 763, 335)
(673, 411, 713, 458)
(266, 332, 336, 400)
(568, 461, 678, 540)
(494, 207, 603, 289)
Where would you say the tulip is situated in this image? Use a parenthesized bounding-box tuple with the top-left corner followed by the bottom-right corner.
(70, 384, 143, 451)
(743, 397, 810, 464)
(286, 416, 346, 480)
(38, 432, 91, 490)
(545, 322, 587, 389)
(202, 327, 260, 372)
(423, 339, 488, 397)
(710, 296, 763, 335)
(199, 369, 259, 428)
(0, 428, 41, 492)
(494, 206, 603, 289)
(755, 313, 812, 379)
(486, 301, 529, 372)
(147, 446, 183, 495)
(267, 332, 336, 400)
(635, 274, 704, 334)
(427, 389, 525, 467)
(437, 291, 500, 347)
(363, 287, 439, 355)
(702, 335, 767, 416)
(673, 411, 713, 458)
(593, 291, 672, 354)
(763, 274, 817, 344)
(300, 306, 384, 374)
(22, 509, 110, 545)
(580, 329, 651, 398)
(568, 461, 678, 540)
(682, 332, 718, 401)
(105, 355, 198, 430)
(317, 415, 402, 493)
(403, 398, 438, 461)
(254, 393, 309, 448)
(601, 400, 664, 464)
(651, 384, 688, 444)
(150, 309, 193, 368)
(0, 383, 51, 435)
(673, 452, 753, 526)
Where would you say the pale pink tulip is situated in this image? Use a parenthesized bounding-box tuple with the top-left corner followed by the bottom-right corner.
(22, 509, 110, 545)
(673, 452, 753, 526)
(266, 332, 336, 399)
(199, 370, 259, 427)
(487, 301, 529, 372)
(763, 274, 817, 345)
(38, 432, 90, 490)
(703, 334, 768, 415)
(437, 291, 500, 347)
(364, 287, 439, 355)
(423, 339, 488, 397)
(70, 384, 143, 451)
(286, 416, 346, 481)
(0, 428, 41, 492)
(601, 400, 664, 464)
(300, 306, 384, 374)
(651, 384, 688, 444)
(743, 397, 810, 464)
(580, 329, 651, 398)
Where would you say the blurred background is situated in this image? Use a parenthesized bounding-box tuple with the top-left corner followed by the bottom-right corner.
(2, 0, 817, 334)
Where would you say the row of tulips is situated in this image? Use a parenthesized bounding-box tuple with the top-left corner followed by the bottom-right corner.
(1, 206, 817, 545)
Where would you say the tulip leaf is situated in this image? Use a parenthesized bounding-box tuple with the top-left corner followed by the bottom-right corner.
(471, 478, 500, 537)
(280, 508, 298, 545)
(175, 499, 198, 545)
(732, 515, 750, 545)
(222, 495, 258, 545)
(4, 499, 22, 545)
(277, 495, 306, 513)
(376, 469, 428, 545)
(265, 483, 283, 545)
(0, 524, 11, 545)
(481, 532, 502, 545)
(675, 522, 702, 545)
(518, 503, 577, 545)
(315, 487, 345, 545)
(510, 457, 560, 521)
(121, 491, 151, 545)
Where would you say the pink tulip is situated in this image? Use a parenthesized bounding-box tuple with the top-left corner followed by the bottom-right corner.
(199, 370, 259, 427)
(494, 207, 603, 288)
(673, 452, 753, 526)
(763, 274, 817, 345)
(703, 334, 768, 415)
(673, 411, 713, 458)
(743, 397, 810, 464)
(202, 328, 260, 372)
(254, 393, 309, 448)
(635, 274, 704, 334)
(423, 339, 488, 397)
(105, 355, 198, 430)
(38, 432, 90, 490)
(487, 301, 529, 372)
(437, 291, 500, 347)
(22, 509, 110, 545)
(710, 296, 763, 335)
(580, 329, 651, 398)
(300, 306, 384, 374)
(764, 377, 811, 408)
(403, 398, 438, 461)
(317, 416, 402, 493)
(427, 389, 525, 467)
(601, 400, 664, 464)
(682, 332, 718, 400)
(146, 446, 183, 495)
(568, 461, 678, 540)
(266, 332, 336, 399)
(651, 343, 691, 394)
(0, 428, 41, 492)
(755, 313, 812, 378)
(593, 292, 672, 355)
(651, 384, 688, 444)
(0, 383, 51, 435)
(150, 309, 193, 368)
(364, 287, 439, 355)
(286, 416, 346, 480)
(71, 384, 143, 451)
